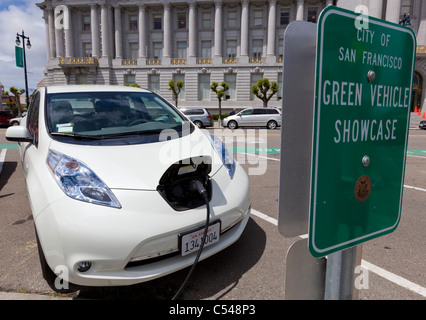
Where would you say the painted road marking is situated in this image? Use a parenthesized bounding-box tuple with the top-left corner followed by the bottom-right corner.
(250, 208, 426, 298)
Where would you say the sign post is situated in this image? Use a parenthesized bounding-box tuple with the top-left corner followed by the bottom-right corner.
(309, 6, 416, 258)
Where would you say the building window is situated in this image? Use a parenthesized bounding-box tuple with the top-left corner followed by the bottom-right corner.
(124, 74, 136, 85)
(76, 74, 88, 85)
(153, 14, 162, 30)
(149, 74, 160, 93)
(178, 12, 186, 29)
(153, 42, 163, 59)
(129, 15, 138, 31)
(250, 73, 263, 100)
(82, 15, 91, 31)
(254, 9, 263, 26)
(201, 41, 211, 58)
(252, 39, 263, 58)
(226, 40, 237, 58)
(202, 12, 211, 28)
(400, 0, 413, 16)
(224, 73, 236, 100)
(129, 43, 139, 59)
(280, 10, 290, 25)
(83, 43, 92, 57)
(198, 74, 211, 100)
(227, 10, 237, 28)
(307, 8, 318, 23)
(278, 39, 284, 58)
(177, 41, 187, 59)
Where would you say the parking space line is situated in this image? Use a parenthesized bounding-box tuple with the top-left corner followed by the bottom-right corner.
(0, 149, 7, 175)
(250, 207, 426, 298)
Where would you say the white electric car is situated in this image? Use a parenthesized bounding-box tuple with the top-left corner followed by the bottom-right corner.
(6, 85, 250, 289)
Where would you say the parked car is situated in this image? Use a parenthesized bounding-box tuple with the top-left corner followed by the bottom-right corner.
(6, 85, 250, 290)
(0, 110, 14, 127)
(180, 108, 213, 128)
(9, 112, 26, 126)
(222, 107, 282, 130)
(419, 120, 426, 130)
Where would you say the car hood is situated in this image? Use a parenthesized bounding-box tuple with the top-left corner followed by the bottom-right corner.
(48, 130, 223, 190)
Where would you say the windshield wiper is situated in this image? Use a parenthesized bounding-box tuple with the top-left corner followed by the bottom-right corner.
(50, 132, 104, 140)
(101, 130, 164, 139)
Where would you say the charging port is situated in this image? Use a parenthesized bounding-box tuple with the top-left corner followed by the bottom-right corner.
(157, 156, 212, 211)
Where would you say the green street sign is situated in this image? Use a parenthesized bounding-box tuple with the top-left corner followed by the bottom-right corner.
(15, 46, 23, 68)
(309, 6, 416, 258)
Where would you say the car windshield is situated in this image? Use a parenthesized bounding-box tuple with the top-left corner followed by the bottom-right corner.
(46, 91, 192, 143)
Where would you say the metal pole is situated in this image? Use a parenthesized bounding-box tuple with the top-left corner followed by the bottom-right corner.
(21, 31, 30, 109)
(324, 245, 362, 300)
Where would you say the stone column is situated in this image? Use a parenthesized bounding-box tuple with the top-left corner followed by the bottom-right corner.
(417, 1, 426, 46)
(368, 0, 384, 19)
(240, 0, 249, 62)
(188, 1, 197, 59)
(101, 4, 110, 58)
(114, 6, 122, 59)
(214, 0, 223, 60)
(91, 5, 100, 58)
(385, 0, 402, 24)
(138, 5, 147, 58)
(267, 0, 276, 58)
(64, 7, 73, 58)
(296, 0, 304, 21)
(163, 2, 171, 61)
(47, 7, 56, 59)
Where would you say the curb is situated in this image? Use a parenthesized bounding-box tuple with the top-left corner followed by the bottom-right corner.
(0, 291, 71, 300)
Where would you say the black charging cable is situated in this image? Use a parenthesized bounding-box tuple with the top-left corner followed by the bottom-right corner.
(172, 179, 210, 300)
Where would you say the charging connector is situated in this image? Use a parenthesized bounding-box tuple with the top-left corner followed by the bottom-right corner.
(172, 179, 211, 300)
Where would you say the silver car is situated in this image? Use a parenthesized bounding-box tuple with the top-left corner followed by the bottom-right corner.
(222, 108, 282, 129)
(181, 108, 213, 128)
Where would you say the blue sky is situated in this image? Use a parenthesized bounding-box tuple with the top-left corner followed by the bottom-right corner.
(0, 0, 46, 93)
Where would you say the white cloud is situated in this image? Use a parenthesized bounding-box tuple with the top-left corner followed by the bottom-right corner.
(0, 1, 46, 93)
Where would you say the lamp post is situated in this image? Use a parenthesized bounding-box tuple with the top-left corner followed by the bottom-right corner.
(15, 30, 31, 108)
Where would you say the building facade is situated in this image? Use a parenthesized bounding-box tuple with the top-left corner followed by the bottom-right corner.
(36, 0, 426, 111)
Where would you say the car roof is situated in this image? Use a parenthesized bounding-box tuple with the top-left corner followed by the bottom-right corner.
(45, 85, 151, 94)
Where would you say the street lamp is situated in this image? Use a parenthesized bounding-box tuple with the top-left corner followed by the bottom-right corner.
(15, 30, 31, 108)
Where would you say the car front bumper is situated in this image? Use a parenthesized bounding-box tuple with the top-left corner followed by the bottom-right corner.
(34, 164, 250, 287)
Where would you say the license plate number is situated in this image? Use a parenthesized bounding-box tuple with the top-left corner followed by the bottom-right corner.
(180, 221, 221, 256)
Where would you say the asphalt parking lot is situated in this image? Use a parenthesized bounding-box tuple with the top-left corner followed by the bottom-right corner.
(0, 116, 425, 300)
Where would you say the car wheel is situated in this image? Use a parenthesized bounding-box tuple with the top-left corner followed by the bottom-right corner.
(34, 225, 77, 293)
(267, 120, 277, 130)
(193, 120, 203, 128)
(227, 120, 238, 130)
(11, 121, 19, 126)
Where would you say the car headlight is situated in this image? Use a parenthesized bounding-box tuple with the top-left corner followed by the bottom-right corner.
(46, 149, 121, 208)
(208, 134, 236, 179)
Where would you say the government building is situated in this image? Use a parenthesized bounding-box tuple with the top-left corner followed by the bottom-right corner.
(36, 0, 426, 111)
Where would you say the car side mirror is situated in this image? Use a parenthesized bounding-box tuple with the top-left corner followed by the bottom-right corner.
(5, 126, 33, 143)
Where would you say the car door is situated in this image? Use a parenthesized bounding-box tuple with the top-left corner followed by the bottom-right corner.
(238, 109, 253, 126)
(252, 108, 268, 126)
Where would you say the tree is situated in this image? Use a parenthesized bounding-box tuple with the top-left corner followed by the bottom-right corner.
(251, 78, 278, 108)
(9, 86, 25, 117)
(210, 81, 229, 126)
(168, 79, 184, 108)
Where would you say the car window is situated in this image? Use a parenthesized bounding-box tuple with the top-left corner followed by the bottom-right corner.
(27, 91, 40, 147)
(266, 109, 279, 114)
(46, 91, 192, 144)
(240, 109, 252, 116)
(253, 109, 267, 115)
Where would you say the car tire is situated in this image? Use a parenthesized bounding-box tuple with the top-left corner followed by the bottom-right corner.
(11, 121, 19, 126)
(193, 120, 204, 128)
(267, 120, 277, 130)
(34, 225, 77, 293)
(227, 120, 238, 130)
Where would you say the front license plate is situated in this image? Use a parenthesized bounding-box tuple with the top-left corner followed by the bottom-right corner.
(180, 221, 221, 256)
